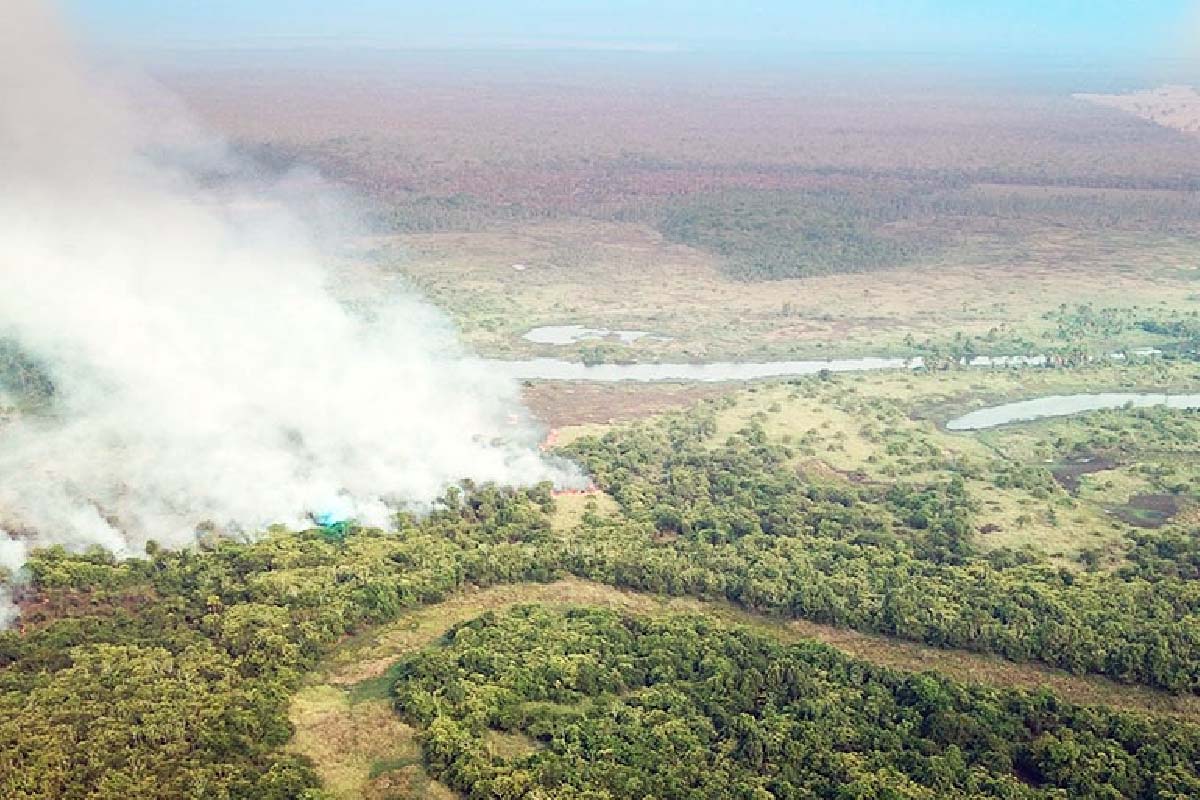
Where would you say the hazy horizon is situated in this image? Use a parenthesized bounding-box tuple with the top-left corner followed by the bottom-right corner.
(61, 1, 1200, 63)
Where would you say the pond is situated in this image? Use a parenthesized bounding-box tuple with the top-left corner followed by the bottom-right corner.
(946, 393, 1200, 431)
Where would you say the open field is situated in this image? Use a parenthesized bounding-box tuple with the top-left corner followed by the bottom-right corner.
(290, 577, 1200, 799)
(289, 686, 451, 800)
(378, 219, 1200, 361)
(522, 381, 728, 428)
(1078, 85, 1200, 135)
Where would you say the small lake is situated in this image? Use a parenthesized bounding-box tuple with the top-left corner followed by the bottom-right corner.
(523, 325, 668, 346)
(495, 356, 1198, 430)
(946, 393, 1200, 431)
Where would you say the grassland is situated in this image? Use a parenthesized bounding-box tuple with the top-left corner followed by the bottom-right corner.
(1077, 85, 1200, 135)
(375, 218, 1200, 362)
(288, 686, 449, 800)
(547, 363, 1200, 566)
(522, 380, 727, 429)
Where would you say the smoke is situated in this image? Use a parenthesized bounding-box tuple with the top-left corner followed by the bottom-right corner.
(0, 1, 580, 620)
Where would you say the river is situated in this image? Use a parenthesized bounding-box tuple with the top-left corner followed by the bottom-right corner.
(946, 393, 1200, 431)
(496, 355, 1046, 383)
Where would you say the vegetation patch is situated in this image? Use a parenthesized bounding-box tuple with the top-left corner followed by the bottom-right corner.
(305, 579, 1200, 729)
(0, 338, 55, 411)
(392, 605, 1200, 799)
(653, 188, 937, 280)
(288, 685, 429, 800)
(1111, 493, 1185, 528)
(561, 369, 1200, 692)
(1048, 454, 1116, 492)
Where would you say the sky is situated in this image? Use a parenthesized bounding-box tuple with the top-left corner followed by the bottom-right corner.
(58, 1, 1200, 60)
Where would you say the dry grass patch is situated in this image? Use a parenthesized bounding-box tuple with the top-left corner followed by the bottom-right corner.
(288, 685, 450, 800)
(1076, 86, 1200, 135)
(968, 479, 1121, 562)
(551, 490, 620, 533)
(365, 766, 459, 800)
(523, 381, 729, 429)
(545, 423, 609, 449)
(484, 729, 542, 761)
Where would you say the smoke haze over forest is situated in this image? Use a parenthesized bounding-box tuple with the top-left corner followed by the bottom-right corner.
(0, 0, 578, 622)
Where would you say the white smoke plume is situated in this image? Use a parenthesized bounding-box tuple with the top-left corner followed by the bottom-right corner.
(0, 1, 580, 619)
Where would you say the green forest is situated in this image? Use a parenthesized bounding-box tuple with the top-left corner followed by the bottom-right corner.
(561, 401, 1200, 693)
(650, 186, 1200, 281)
(394, 605, 1200, 799)
(4, 375, 1200, 798)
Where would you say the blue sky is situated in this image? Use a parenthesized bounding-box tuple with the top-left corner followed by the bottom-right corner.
(61, 1, 1198, 58)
